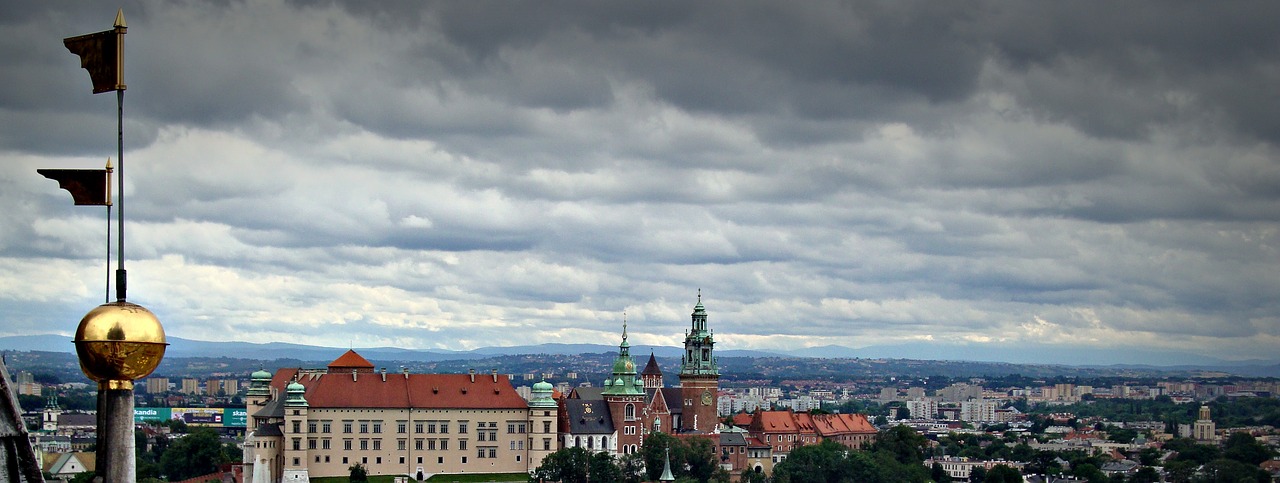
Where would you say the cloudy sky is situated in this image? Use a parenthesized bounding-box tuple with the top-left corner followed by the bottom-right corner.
(2, 1, 1278, 363)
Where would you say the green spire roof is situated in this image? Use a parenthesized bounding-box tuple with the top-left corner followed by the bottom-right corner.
(602, 314, 644, 396)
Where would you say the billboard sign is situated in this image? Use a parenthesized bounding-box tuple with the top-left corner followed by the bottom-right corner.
(134, 407, 171, 423)
(172, 407, 224, 426)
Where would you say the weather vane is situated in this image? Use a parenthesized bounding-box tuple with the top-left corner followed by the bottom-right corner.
(46, 10, 168, 482)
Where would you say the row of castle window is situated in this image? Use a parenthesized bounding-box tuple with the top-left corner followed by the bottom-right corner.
(291, 438, 548, 458)
(291, 419, 547, 435)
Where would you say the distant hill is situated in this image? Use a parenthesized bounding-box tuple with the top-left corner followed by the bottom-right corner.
(2, 334, 1275, 377)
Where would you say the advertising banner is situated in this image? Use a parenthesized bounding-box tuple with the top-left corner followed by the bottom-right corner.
(225, 408, 248, 428)
(171, 407, 224, 426)
(134, 407, 171, 423)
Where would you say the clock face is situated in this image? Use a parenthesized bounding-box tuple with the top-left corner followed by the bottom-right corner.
(701, 389, 712, 406)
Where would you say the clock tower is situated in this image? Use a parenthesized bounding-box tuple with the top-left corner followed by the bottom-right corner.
(679, 291, 719, 433)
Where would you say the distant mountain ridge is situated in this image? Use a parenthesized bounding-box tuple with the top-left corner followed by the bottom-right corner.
(2, 334, 1275, 375)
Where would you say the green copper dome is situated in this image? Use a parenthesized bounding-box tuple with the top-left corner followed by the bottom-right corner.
(284, 380, 308, 407)
(602, 316, 644, 396)
(529, 379, 557, 408)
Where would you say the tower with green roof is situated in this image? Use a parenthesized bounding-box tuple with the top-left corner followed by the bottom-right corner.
(604, 315, 647, 454)
(679, 290, 719, 433)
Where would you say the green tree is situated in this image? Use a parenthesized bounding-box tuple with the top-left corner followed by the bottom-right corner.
(869, 425, 931, 466)
(772, 439, 850, 483)
(1009, 443, 1035, 462)
(641, 432, 683, 481)
(931, 462, 948, 482)
(1164, 438, 1220, 465)
(349, 463, 369, 483)
(740, 468, 769, 483)
(1222, 431, 1274, 466)
(985, 464, 1022, 483)
(590, 451, 624, 483)
(1197, 458, 1270, 483)
(531, 447, 591, 483)
(158, 427, 233, 481)
(684, 436, 720, 482)
(968, 466, 987, 483)
(1163, 460, 1197, 483)
(619, 453, 646, 483)
(68, 471, 96, 483)
(1130, 467, 1160, 483)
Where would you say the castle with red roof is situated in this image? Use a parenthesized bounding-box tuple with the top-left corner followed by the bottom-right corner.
(243, 348, 558, 481)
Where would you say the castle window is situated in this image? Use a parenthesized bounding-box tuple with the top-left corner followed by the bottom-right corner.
(322, 421, 331, 433)
(625, 403, 636, 421)
(397, 421, 407, 433)
(373, 422, 382, 433)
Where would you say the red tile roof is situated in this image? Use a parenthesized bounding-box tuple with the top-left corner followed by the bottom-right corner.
(274, 369, 528, 409)
(756, 411, 798, 432)
(327, 349, 375, 373)
(812, 413, 877, 436)
(731, 413, 754, 427)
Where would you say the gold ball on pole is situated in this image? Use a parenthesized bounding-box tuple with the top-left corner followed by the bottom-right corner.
(73, 301, 167, 389)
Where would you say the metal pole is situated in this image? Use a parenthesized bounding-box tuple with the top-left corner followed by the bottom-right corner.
(115, 89, 126, 302)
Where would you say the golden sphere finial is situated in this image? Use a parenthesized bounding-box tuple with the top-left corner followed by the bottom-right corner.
(73, 301, 167, 387)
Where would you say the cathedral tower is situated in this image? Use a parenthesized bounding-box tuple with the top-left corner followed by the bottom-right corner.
(603, 316, 646, 453)
(679, 291, 719, 433)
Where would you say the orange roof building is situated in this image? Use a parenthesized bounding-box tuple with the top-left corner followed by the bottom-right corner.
(743, 409, 879, 463)
(244, 350, 558, 481)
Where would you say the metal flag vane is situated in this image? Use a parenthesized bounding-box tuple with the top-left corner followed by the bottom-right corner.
(58, 8, 129, 302)
(55, 11, 168, 483)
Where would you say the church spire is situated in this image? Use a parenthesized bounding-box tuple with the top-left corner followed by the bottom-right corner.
(602, 313, 644, 396)
(681, 291, 717, 376)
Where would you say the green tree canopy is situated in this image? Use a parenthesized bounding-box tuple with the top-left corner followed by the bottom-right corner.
(868, 425, 930, 466)
(985, 464, 1023, 483)
(1198, 458, 1270, 483)
(158, 427, 234, 481)
(349, 462, 368, 483)
(1222, 431, 1274, 466)
(531, 446, 591, 483)
(639, 432, 719, 482)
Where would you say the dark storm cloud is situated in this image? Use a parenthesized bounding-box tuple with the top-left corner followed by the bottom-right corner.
(3, 1, 1279, 359)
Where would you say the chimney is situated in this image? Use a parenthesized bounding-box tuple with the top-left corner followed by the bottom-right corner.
(469, 369, 476, 383)
(403, 367, 409, 379)
(491, 369, 498, 383)
(352, 369, 357, 382)
(381, 368, 387, 382)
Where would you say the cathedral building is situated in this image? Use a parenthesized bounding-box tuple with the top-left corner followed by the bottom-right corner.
(243, 350, 558, 481)
(561, 293, 721, 457)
